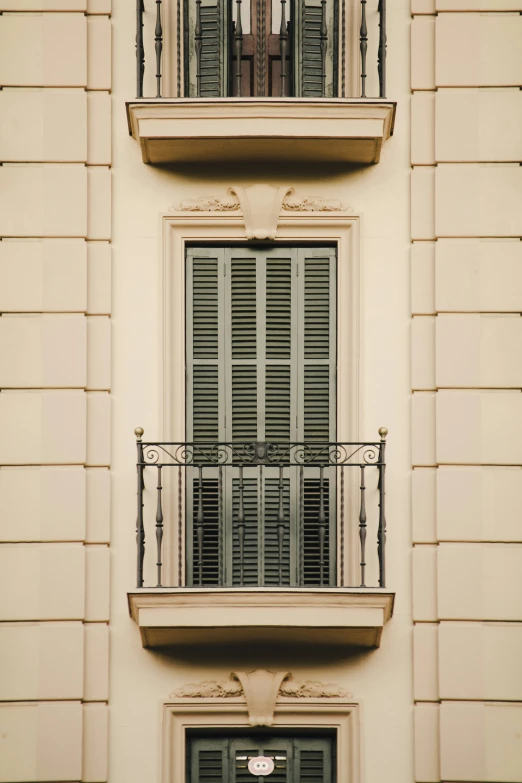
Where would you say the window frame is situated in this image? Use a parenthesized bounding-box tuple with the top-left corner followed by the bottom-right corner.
(161, 0, 362, 98)
(161, 695, 360, 783)
(159, 209, 361, 587)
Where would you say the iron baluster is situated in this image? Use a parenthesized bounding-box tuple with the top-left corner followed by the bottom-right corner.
(299, 464, 304, 587)
(135, 428, 145, 588)
(277, 465, 285, 585)
(155, 0, 163, 97)
(378, 0, 386, 98)
(178, 465, 183, 587)
(359, 465, 367, 587)
(320, 0, 327, 97)
(318, 465, 326, 586)
(279, 0, 289, 97)
(234, 0, 244, 97)
(340, 466, 345, 587)
(218, 464, 223, 586)
(155, 466, 164, 586)
(378, 427, 388, 587)
(359, 0, 367, 98)
(197, 466, 204, 585)
(237, 466, 246, 586)
(136, 0, 145, 98)
(195, 0, 203, 97)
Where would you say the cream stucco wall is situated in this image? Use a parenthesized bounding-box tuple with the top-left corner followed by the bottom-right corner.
(411, 2, 522, 781)
(0, 2, 112, 781)
(1, 0, 521, 782)
(109, 2, 413, 782)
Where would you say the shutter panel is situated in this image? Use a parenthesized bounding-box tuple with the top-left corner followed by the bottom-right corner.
(263, 477, 291, 585)
(298, 249, 336, 586)
(186, 250, 225, 586)
(295, 0, 337, 98)
(187, 246, 336, 588)
(189, 734, 333, 783)
(294, 737, 334, 783)
(231, 477, 259, 585)
(190, 737, 227, 783)
(185, 0, 229, 97)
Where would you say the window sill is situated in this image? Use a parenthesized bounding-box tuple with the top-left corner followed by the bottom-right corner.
(126, 99, 396, 166)
(127, 587, 395, 649)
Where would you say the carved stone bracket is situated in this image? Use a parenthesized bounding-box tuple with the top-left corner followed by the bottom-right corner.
(173, 188, 241, 212)
(171, 670, 351, 726)
(282, 187, 352, 213)
(172, 184, 353, 240)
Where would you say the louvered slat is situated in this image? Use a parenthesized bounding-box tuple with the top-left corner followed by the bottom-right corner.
(232, 366, 257, 442)
(190, 737, 226, 783)
(266, 258, 292, 359)
(295, 0, 336, 99)
(304, 258, 330, 360)
(231, 258, 257, 360)
(303, 365, 330, 443)
(302, 478, 330, 585)
(192, 478, 220, 585)
(193, 258, 219, 359)
(199, 5, 221, 96)
(299, 749, 326, 782)
(232, 477, 259, 585)
(302, 4, 324, 97)
(193, 365, 220, 443)
(265, 366, 291, 443)
(263, 477, 291, 586)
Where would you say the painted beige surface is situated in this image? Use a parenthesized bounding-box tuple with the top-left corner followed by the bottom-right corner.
(0, 6, 111, 779)
(0, 239, 88, 312)
(440, 701, 522, 782)
(2, 0, 521, 781)
(0, 701, 83, 782)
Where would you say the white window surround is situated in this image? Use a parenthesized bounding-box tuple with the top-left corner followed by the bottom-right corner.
(161, 689, 361, 782)
(158, 199, 363, 585)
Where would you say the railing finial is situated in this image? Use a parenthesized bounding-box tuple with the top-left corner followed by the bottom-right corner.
(135, 427, 144, 441)
(378, 426, 388, 440)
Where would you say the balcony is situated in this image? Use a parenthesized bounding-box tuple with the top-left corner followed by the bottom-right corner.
(127, 0, 396, 165)
(128, 431, 395, 649)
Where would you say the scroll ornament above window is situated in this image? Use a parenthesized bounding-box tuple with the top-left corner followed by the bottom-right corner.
(171, 670, 352, 725)
(171, 184, 353, 239)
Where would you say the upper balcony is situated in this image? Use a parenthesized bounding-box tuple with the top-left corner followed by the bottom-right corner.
(128, 431, 394, 650)
(126, 0, 396, 165)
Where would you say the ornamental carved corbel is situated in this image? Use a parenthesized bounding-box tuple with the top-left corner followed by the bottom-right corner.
(282, 187, 352, 212)
(171, 670, 351, 726)
(171, 675, 243, 698)
(172, 188, 241, 212)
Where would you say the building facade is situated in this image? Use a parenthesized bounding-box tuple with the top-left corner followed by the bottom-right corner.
(0, 0, 521, 781)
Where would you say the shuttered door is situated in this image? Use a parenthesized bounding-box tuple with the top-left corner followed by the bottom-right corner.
(294, 0, 337, 97)
(186, 246, 337, 587)
(185, 0, 229, 97)
(189, 734, 334, 782)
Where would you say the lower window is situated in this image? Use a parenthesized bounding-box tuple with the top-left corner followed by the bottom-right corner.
(188, 731, 336, 782)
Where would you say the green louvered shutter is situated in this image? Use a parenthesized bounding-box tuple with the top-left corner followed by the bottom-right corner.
(186, 246, 336, 587)
(295, 0, 338, 97)
(298, 248, 337, 586)
(185, 0, 229, 96)
(189, 737, 228, 782)
(186, 248, 225, 586)
(188, 734, 334, 782)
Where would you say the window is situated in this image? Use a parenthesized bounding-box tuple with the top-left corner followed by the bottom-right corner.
(184, 0, 338, 97)
(185, 245, 338, 587)
(188, 732, 335, 782)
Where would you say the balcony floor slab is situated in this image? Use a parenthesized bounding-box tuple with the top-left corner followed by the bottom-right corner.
(126, 99, 396, 166)
(128, 587, 395, 649)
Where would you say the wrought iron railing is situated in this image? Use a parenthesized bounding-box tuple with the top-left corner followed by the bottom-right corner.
(135, 0, 386, 99)
(134, 429, 388, 590)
